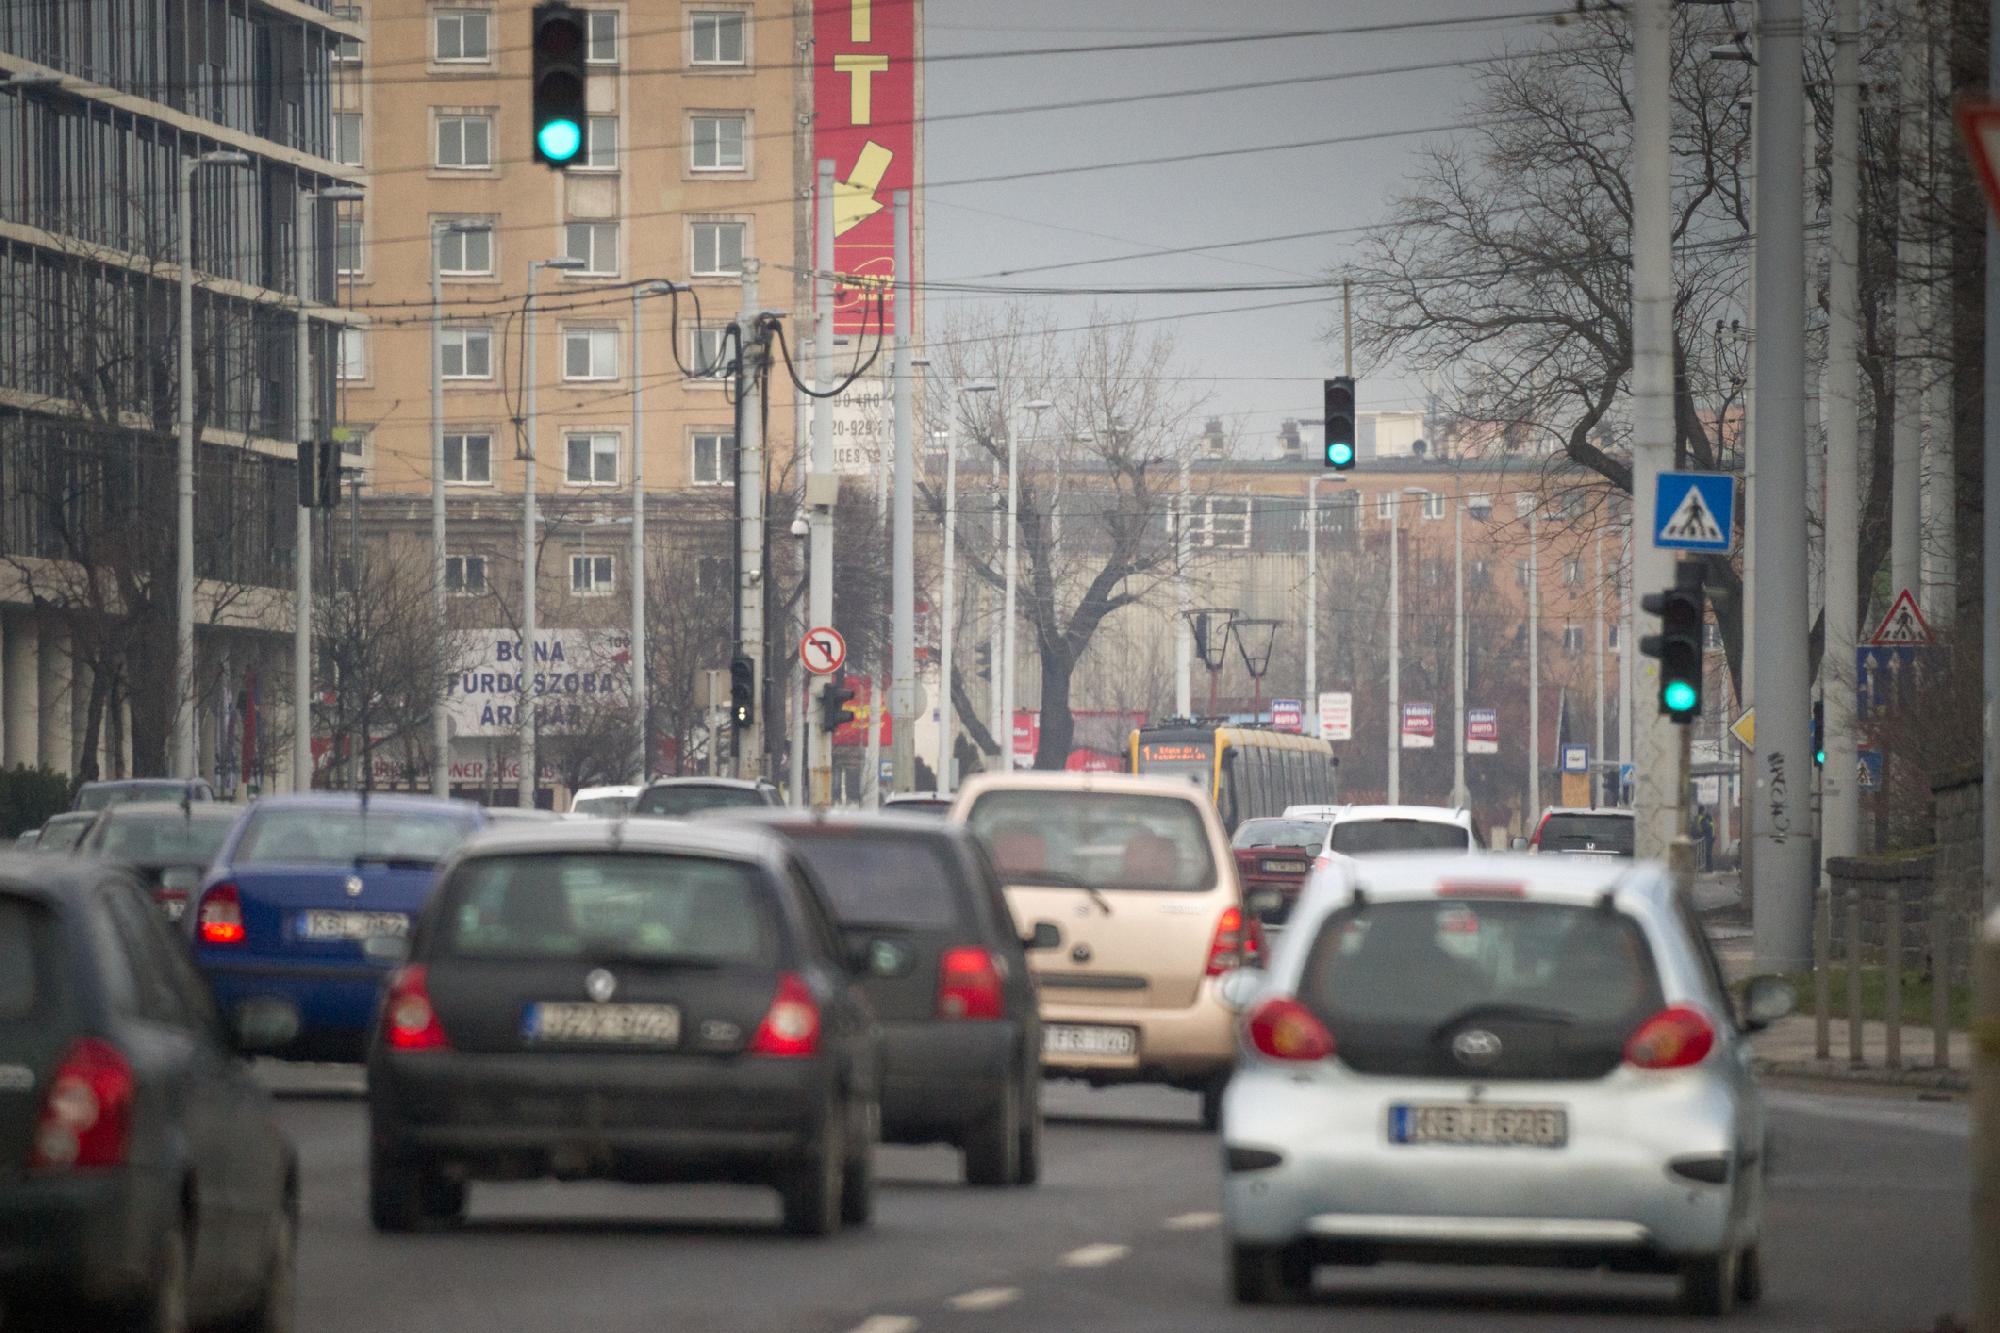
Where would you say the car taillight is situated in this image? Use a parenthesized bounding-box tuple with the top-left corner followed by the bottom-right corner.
(30, 1038, 134, 1171)
(196, 882, 244, 945)
(1245, 998, 1335, 1062)
(1207, 905, 1250, 976)
(1312, 854, 1334, 871)
(750, 972, 821, 1056)
(938, 947, 1004, 1020)
(154, 886, 188, 920)
(382, 965, 449, 1051)
(1624, 1005, 1715, 1069)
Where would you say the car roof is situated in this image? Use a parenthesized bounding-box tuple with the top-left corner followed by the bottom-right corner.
(89, 801, 240, 820)
(451, 815, 792, 864)
(1324, 851, 1665, 909)
(1540, 807, 1635, 818)
(572, 785, 642, 799)
(44, 811, 99, 827)
(954, 771, 1211, 802)
(641, 776, 769, 791)
(1330, 804, 1471, 826)
(0, 851, 126, 902)
(731, 808, 970, 841)
(78, 778, 207, 790)
(240, 792, 481, 816)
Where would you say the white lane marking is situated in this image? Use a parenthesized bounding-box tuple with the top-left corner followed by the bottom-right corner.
(945, 1288, 1021, 1313)
(847, 1318, 919, 1333)
(1060, 1243, 1130, 1268)
(1164, 1211, 1221, 1231)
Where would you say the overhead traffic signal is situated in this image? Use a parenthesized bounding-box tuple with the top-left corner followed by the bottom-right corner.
(1812, 698, 1825, 766)
(728, 654, 755, 729)
(1323, 376, 1356, 470)
(1639, 560, 1705, 723)
(530, 4, 588, 167)
(818, 679, 858, 733)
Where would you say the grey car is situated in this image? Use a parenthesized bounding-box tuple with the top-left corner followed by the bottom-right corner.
(1219, 852, 1792, 1315)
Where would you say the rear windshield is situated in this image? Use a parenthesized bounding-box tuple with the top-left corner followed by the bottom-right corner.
(785, 833, 962, 928)
(0, 897, 51, 1020)
(1537, 814, 1636, 856)
(571, 795, 636, 818)
(965, 789, 1215, 892)
(231, 809, 472, 867)
(1300, 899, 1662, 1079)
(633, 785, 770, 818)
(1232, 819, 1327, 851)
(1330, 818, 1470, 855)
(93, 812, 234, 865)
(37, 819, 92, 854)
(438, 853, 773, 965)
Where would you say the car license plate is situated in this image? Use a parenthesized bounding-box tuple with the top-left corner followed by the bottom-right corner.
(1042, 1024, 1137, 1058)
(1259, 859, 1306, 875)
(1388, 1103, 1567, 1148)
(297, 909, 408, 941)
(525, 1003, 682, 1045)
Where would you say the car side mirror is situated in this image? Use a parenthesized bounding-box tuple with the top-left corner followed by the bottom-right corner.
(1215, 966, 1265, 1013)
(1740, 974, 1796, 1032)
(1509, 837, 1530, 852)
(1021, 920, 1062, 952)
(230, 997, 300, 1056)
(362, 935, 410, 965)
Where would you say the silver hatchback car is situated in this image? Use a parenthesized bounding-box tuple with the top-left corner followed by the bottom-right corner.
(1219, 853, 1792, 1316)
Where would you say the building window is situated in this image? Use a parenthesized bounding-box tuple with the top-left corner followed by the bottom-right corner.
(434, 8, 490, 61)
(688, 325, 731, 378)
(1376, 491, 1394, 523)
(1515, 493, 1536, 518)
(333, 5, 362, 62)
(563, 327, 618, 381)
(1562, 558, 1584, 586)
(584, 116, 618, 170)
(690, 221, 745, 276)
(571, 553, 615, 594)
(695, 555, 730, 595)
(437, 224, 492, 275)
(335, 219, 364, 276)
(1608, 623, 1621, 650)
(1422, 559, 1446, 588)
(333, 111, 362, 165)
(691, 114, 746, 170)
(563, 221, 617, 275)
(441, 327, 492, 379)
(1418, 491, 1446, 521)
(1196, 497, 1251, 549)
(443, 432, 491, 484)
(566, 433, 619, 485)
(1563, 624, 1586, 654)
(692, 431, 735, 485)
(585, 9, 618, 62)
(691, 10, 745, 64)
(1468, 558, 1491, 586)
(445, 554, 487, 594)
(436, 113, 493, 169)
(337, 328, 367, 380)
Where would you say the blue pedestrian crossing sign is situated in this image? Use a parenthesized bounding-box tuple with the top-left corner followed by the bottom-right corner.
(1653, 472, 1736, 552)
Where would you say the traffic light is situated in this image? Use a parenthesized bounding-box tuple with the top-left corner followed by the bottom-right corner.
(1323, 376, 1356, 470)
(1812, 698, 1825, 766)
(728, 654, 755, 729)
(1639, 560, 1705, 723)
(530, 4, 588, 167)
(818, 679, 857, 733)
(973, 642, 992, 683)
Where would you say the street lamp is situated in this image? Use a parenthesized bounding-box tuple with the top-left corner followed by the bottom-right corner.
(959, 382, 999, 759)
(1304, 474, 1349, 737)
(518, 254, 587, 809)
(630, 280, 676, 782)
(1188, 606, 1238, 717)
(1386, 484, 1429, 805)
(931, 423, 956, 795)
(1233, 618, 1280, 720)
(176, 149, 253, 779)
(1005, 397, 1054, 768)
(430, 217, 484, 796)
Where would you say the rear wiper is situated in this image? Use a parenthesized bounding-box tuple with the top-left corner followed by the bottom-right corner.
(1021, 869, 1112, 914)
(1427, 1002, 1575, 1042)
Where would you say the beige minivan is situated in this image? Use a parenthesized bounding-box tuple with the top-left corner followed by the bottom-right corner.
(952, 771, 1253, 1129)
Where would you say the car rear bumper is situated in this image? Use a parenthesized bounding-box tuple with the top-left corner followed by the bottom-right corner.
(878, 1019, 1018, 1142)
(197, 957, 387, 1054)
(1037, 980, 1235, 1082)
(0, 1169, 164, 1306)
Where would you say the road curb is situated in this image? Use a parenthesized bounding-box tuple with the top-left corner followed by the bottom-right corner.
(1753, 1057, 1970, 1094)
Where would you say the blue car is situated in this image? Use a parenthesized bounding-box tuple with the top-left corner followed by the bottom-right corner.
(188, 794, 486, 1059)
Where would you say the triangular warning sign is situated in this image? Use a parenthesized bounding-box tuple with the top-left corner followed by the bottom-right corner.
(1659, 485, 1725, 544)
(1867, 589, 1933, 647)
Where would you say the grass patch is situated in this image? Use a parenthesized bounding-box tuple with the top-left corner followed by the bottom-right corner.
(1782, 968, 1971, 1031)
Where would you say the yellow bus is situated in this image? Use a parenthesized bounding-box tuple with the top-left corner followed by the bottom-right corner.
(1129, 724, 1338, 834)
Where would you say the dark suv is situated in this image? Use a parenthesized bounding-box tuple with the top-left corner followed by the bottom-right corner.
(745, 811, 1045, 1186)
(366, 819, 880, 1236)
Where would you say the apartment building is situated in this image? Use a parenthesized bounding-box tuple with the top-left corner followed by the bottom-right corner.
(0, 0, 362, 790)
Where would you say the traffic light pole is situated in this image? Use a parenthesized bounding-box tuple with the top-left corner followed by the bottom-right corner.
(734, 260, 766, 781)
(808, 161, 836, 807)
(889, 190, 916, 794)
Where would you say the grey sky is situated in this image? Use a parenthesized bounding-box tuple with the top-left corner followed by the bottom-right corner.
(921, 0, 1576, 453)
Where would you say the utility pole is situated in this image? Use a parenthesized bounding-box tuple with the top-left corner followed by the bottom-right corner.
(1630, 0, 1680, 860)
(1452, 489, 1467, 808)
(1751, 0, 1814, 971)
(937, 418, 958, 795)
(735, 258, 767, 781)
(294, 205, 313, 796)
(631, 283, 672, 781)
(1527, 505, 1540, 829)
(428, 224, 447, 797)
(1175, 453, 1192, 717)
(1922, 8, 1955, 631)
(1305, 478, 1318, 735)
(1594, 526, 1607, 807)
(889, 190, 915, 793)
(519, 263, 544, 810)
(1620, 524, 1635, 802)
(1890, 0, 1926, 607)
(1387, 490, 1401, 804)
(809, 160, 836, 807)
(1974, 0, 2000, 1318)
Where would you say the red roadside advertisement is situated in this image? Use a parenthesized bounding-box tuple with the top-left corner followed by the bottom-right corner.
(814, 0, 917, 334)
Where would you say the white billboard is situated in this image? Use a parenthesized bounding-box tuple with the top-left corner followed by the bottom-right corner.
(445, 629, 632, 737)
(829, 375, 889, 477)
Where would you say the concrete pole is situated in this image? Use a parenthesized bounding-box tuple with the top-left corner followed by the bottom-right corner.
(1452, 494, 1467, 808)
(430, 226, 450, 796)
(1751, 0, 1814, 971)
(1621, 524, 1635, 800)
(1976, 3, 2000, 1321)
(809, 161, 836, 806)
(1630, 0, 1681, 860)
(519, 264, 543, 809)
(1889, 1, 1926, 607)
(938, 420, 957, 795)
(1922, 13, 1955, 632)
(736, 258, 766, 781)
(1527, 508, 1540, 828)
(1387, 493, 1401, 804)
(631, 284, 652, 781)
(1002, 411, 1021, 769)
(1175, 454, 1193, 716)
(890, 191, 916, 793)
(1305, 477, 1318, 733)
(294, 193, 315, 794)
(988, 450, 1003, 751)
(175, 160, 198, 778)
(1594, 526, 1607, 806)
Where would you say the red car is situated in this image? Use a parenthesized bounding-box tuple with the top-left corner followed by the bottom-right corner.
(1230, 817, 1329, 928)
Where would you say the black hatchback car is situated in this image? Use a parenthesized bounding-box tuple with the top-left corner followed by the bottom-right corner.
(0, 856, 296, 1333)
(366, 819, 880, 1237)
(744, 811, 1045, 1186)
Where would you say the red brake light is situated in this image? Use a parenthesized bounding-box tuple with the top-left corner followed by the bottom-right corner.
(938, 947, 1004, 1020)
(382, 965, 450, 1051)
(1624, 1005, 1715, 1070)
(1207, 905, 1250, 977)
(1245, 997, 1335, 1062)
(750, 972, 821, 1056)
(196, 882, 244, 945)
(1312, 854, 1334, 871)
(1437, 881, 1526, 899)
(31, 1037, 134, 1170)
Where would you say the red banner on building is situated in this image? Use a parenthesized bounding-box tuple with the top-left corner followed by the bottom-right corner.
(814, 0, 917, 334)
(831, 675, 891, 747)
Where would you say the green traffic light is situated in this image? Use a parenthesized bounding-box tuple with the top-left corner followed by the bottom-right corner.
(1663, 679, 1698, 714)
(536, 118, 582, 162)
(1327, 441, 1353, 466)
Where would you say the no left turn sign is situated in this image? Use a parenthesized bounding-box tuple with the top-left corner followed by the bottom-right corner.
(801, 627, 847, 676)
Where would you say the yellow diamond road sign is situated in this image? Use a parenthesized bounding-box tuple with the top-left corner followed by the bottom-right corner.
(1729, 708, 1754, 751)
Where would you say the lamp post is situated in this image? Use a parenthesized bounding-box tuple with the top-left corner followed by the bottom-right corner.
(176, 149, 252, 779)
(1304, 475, 1348, 735)
(429, 218, 482, 796)
(933, 421, 956, 795)
(1004, 398, 1054, 768)
(1190, 607, 1237, 717)
(1452, 489, 1469, 810)
(958, 382, 998, 761)
(630, 280, 675, 782)
(1233, 618, 1280, 720)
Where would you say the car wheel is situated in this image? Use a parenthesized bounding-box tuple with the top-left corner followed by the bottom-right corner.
(1015, 1077, 1043, 1187)
(106, 1218, 189, 1333)
(963, 1077, 1022, 1187)
(1734, 1244, 1763, 1306)
(1679, 1250, 1739, 1317)
(840, 1097, 877, 1227)
(369, 1143, 465, 1234)
(1229, 1240, 1311, 1306)
(1199, 1074, 1229, 1133)
(224, 1205, 296, 1333)
(781, 1110, 844, 1237)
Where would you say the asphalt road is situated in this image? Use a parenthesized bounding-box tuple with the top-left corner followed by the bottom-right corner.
(270, 1069, 1969, 1333)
